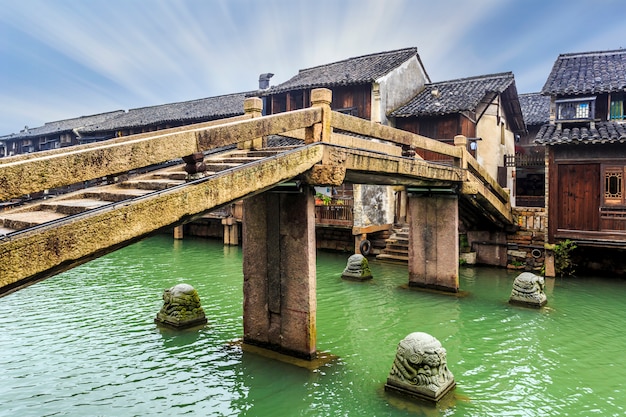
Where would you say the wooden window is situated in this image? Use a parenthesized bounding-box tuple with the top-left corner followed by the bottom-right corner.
(603, 166, 626, 206)
(610, 94, 625, 120)
(556, 97, 596, 121)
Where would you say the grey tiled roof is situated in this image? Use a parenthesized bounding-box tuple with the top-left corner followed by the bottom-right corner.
(265, 47, 424, 94)
(1, 111, 125, 140)
(535, 121, 626, 145)
(390, 72, 516, 117)
(519, 93, 550, 126)
(541, 49, 626, 96)
(78, 91, 253, 134)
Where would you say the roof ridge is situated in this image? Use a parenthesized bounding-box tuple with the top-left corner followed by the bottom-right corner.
(557, 49, 626, 59)
(298, 47, 417, 73)
(41, 110, 126, 125)
(126, 91, 254, 112)
(428, 71, 513, 86)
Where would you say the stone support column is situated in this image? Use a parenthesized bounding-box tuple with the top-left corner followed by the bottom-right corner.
(407, 194, 459, 292)
(242, 187, 317, 359)
(173, 225, 184, 240)
(239, 97, 264, 150)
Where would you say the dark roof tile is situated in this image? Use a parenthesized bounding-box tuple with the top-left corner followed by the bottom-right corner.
(535, 121, 626, 145)
(1, 111, 125, 140)
(391, 72, 515, 117)
(541, 49, 626, 96)
(78, 91, 253, 134)
(266, 47, 422, 94)
(519, 93, 551, 126)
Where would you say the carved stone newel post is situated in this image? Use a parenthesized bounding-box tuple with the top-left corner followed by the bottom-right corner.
(155, 283, 207, 329)
(341, 254, 373, 281)
(385, 332, 455, 402)
(508, 272, 547, 307)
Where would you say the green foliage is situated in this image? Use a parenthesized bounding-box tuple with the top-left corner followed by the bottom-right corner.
(554, 239, 577, 277)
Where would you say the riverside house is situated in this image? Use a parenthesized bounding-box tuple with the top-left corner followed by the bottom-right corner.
(536, 49, 626, 272)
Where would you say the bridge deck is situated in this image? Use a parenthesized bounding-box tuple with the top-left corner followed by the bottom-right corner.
(0, 91, 513, 293)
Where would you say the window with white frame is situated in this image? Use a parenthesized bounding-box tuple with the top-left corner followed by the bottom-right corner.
(556, 97, 596, 121)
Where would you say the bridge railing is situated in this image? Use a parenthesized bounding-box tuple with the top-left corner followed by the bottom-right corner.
(310, 88, 509, 206)
(1, 87, 510, 209)
(0, 103, 323, 201)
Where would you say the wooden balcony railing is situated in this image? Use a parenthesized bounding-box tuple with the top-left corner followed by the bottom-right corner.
(315, 199, 353, 227)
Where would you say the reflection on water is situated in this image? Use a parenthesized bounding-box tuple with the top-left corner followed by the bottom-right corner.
(1, 235, 625, 416)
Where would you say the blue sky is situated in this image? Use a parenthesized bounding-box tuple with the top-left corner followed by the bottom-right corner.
(1, 0, 625, 135)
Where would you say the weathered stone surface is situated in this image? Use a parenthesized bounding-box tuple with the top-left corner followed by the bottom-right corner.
(341, 254, 372, 281)
(408, 195, 459, 292)
(385, 332, 455, 403)
(509, 272, 547, 307)
(0, 146, 324, 291)
(303, 164, 346, 186)
(242, 189, 317, 360)
(155, 283, 207, 329)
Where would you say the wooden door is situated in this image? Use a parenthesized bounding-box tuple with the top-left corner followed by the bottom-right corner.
(557, 163, 600, 231)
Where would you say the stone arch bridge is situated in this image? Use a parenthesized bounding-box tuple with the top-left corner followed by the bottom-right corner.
(0, 89, 512, 359)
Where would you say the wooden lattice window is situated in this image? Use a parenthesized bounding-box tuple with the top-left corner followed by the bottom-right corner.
(604, 166, 625, 206)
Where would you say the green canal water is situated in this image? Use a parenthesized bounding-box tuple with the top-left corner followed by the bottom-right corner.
(1, 235, 625, 416)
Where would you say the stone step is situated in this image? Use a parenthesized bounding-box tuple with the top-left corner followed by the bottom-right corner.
(379, 247, 409, 256)
(384, 244, 408, 252)
(151, 171, 187, 181)
(0, 226, 17, 235)
(1, 210, 68, 230)
(118, 179, 185, 191)
(209, 157, 265, 164)
(376, 253, 409, 262)
(204, 163, 241, 172)
(82, 188, 152, 202)
(37, 198, 113, 215)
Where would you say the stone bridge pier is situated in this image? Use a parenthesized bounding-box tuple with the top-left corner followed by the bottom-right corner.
(242, 186, 317, 360)
(407, 193, 459, 292)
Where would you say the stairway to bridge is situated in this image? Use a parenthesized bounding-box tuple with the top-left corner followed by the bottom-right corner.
(376, 224, 410, 263)
(0, 147, 295, 237)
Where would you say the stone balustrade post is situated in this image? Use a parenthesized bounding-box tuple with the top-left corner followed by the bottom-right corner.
(453, 135, 468, 169)
(240, 97, 264, 150)
(306, 88, 332, 144)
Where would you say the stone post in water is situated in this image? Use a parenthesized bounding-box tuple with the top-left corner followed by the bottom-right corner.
(385, 332, 455, 403)
(155, 283, 207, 329)
(508, 272, 547, 307)
(341, 254, 372, 281)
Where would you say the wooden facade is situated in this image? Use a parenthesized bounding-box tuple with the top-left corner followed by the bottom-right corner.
(538, 50, 626, 250)
(395, 114, 477, 162)
(548, 144, 626, 244)
(267, 85, 372, 120)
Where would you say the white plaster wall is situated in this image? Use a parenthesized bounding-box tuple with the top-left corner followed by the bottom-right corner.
(475, 99, 515, 182)
(474, 109, 516, 206)
(373, 56, 428, 125)
(352, 184, 395, 227)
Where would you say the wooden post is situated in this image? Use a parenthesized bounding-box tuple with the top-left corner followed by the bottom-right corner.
(306, 88, 332, 144)
(242, 187, 317, 359)
(173, 225, 184, 240)
(239, 97, 263, 150)
(222, 217, 239, 246)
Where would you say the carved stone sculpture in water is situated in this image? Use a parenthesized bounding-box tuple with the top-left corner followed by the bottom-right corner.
(155, 283, 207, 329)
(341, 254, 372, 281)
(385, 332, 455, 402)
(509, 272, 547, 307)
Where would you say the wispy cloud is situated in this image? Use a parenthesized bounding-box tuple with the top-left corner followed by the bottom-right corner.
(1, 0, 626, 134)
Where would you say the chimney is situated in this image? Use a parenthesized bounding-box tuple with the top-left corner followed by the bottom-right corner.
(258, 73, 274, 90)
